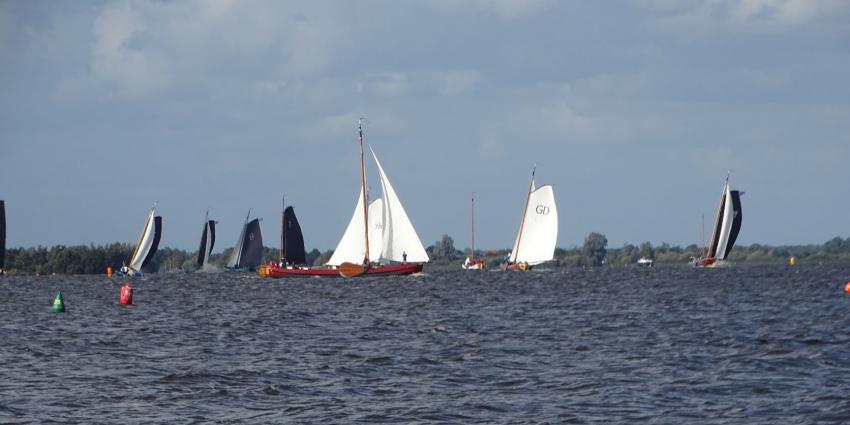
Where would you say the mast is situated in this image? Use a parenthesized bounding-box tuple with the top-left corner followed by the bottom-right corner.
(284, 196, 286, 264)
(359, 118, 370, 264)
(700, 213, 705, 258)
(470, 194, 476, 261)
(512, 166, 536, 263)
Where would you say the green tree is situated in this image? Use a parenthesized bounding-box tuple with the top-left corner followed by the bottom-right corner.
(639, 241, 655, 260)
(582, 232, 608, 266)
(430, 234, 457, 260)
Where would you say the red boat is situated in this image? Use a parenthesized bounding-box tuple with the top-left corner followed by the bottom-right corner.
(262, 262, 423, 278)
(260, 119, 429, 279)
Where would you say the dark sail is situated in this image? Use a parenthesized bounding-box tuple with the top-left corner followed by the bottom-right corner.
(707, 194, 726, 258)
(141, 216, 162, 268)
(208, 220, 216, 259)
(196, 220, 216, 267)
(722, 190, 743, 260)
(238, 218, 263, 270)
(0, 200, 5, 269)
(283, 206, 307, 265)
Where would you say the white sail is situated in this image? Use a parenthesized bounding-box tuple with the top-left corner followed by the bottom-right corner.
(368, 198, 384, 261)
(713, 182, 734, 260)
(327, 191, 368, 266)
(129, 207, 157, 272)
(510, 184, 558, 266)
(370, 147, 429, 263)
(227, 219, 247, 268)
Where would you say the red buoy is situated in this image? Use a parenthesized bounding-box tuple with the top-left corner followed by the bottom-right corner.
(120, 283, 133, 305)
(844, 282, 850, 294)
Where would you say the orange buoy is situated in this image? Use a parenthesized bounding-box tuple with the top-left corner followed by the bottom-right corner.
(844, 282, 850, 294)
(120, 283, 133, 305)
(107, 266, 113, 277)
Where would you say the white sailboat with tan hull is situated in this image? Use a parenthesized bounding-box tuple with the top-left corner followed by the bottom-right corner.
(505, 167, 558, 271)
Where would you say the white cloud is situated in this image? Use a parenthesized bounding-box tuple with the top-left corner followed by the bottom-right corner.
(440, 70, 480, 95)
(91, 2, 168, 97)
(425, 0, 551, 19)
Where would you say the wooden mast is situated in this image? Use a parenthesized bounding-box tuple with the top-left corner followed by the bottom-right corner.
(278, 196, 286, 265)
(470, 194, 476, 262)
(359, 119, 370, 265)
(511, 166, 535, 264)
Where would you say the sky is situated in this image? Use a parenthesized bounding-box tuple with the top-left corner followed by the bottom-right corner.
(2, 0, 849, 253)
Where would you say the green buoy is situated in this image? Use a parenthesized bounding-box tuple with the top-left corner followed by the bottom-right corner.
(52, 291, 65, 313)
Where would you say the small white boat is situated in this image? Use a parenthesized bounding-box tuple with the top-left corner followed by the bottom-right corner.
(462, 194, 485, 270)
(637, 257, 653, 268)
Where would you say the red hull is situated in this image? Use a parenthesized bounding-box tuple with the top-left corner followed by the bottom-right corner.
(694, 257, 717, 267)
(263, 263, 423, 278)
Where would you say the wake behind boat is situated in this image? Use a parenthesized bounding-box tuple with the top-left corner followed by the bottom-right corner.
(504, 166, 558, 271)
(120, 204, 162, 277)
(264, 119, 428, 278)
(693, 173, 743, 268)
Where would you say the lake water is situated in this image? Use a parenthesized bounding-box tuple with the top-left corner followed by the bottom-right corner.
(1, 264, 849, 424)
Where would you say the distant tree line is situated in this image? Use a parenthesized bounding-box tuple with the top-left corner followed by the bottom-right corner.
(2, 244, 330, 275)
(3, 234, 850, 275)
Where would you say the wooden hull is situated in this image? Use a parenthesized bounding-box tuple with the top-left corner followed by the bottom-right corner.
(262, 263, 423, 278)
(693, 257, 718, 267)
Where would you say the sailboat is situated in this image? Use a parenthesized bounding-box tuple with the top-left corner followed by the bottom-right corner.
(0, 200, 6, 275)
(226, 210, 263, 271)
(277, 197, 307, 266)
(504, 167, 558, 271)
(694, 173, 743, 267)
(121, 204, 163, 277)
(196, 211, 216, 269)
(462, 194, 486, 270)
(264, 119, 428, 278)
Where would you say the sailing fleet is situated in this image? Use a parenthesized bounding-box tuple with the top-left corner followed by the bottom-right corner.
(0, 120, 745, 277)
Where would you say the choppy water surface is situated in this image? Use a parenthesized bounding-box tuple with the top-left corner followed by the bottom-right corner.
(2, 264, 850, 424)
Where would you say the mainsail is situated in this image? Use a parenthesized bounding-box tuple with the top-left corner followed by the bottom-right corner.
(282, 206, 306, 265)
(0, 200, 5, 270)
(228, 212, 263, 269)
(509, 174, 558, 266)
(706, 178, 742, 260)
(328, 197, 384, 265)
(326, 148, 428, 266)
(197, 212, 216, 267)
(128, 207, 163, 272)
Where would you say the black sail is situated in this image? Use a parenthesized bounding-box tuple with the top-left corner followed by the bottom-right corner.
(197, 221, 209, 266)
(141, 216, 162, 268)
(707, 194, 726, 258)
(722, 190, 743, 260)
(0, 200, 5, 269)
(283, 206, 307, 265)
(196, 220, 216, 267)
(208, 220, 216, 258)
(238, 218, 263, 270)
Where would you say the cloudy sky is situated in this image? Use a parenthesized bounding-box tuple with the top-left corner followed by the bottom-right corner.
(2, 0, 849, 253)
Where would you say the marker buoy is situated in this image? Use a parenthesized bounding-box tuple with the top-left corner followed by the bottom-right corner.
(788, 256, 796, 266)
(107, 266, 113, 277)
(120, 283, 133, 305)
(52, 291, 65, 313)
(844, 282, 850, 294)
